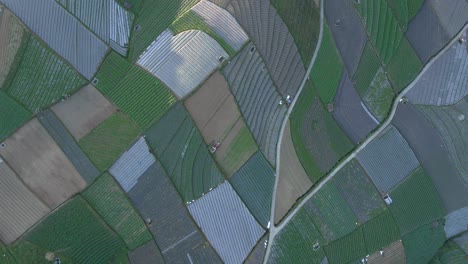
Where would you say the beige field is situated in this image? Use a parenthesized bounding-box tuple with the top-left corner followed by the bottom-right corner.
(274, 120, 313, 224)
(51, 84, 117, 140)
(0, 119, 86, 209)
(367, 240, 406, 264)
(0, 158, 50, 244)
(0, 7, 25, 88)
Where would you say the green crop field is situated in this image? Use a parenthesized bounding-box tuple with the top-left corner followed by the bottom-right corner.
(0, 91, 31, 141)
(83, 173, 153, 250)
(430, 241, 468, 264)
(269, 208, 326, 263)
(25, 196, 127, 264)
(304, 182, 358, 242)
(309, 24, 343, 103)
(6, 37, 86, 113)
(290, 81, 354, 182)
(386, 37, 422, 92)
(403, 220, 446, 264)
(388, 167, 445, 235)
(116, 0, 144, 14)
(324, 228, 367, 264)
(0, 240, 74, 264)
(169, 10, 235, 56)
(363, 67, 395, 122)
(145, 104, 224, 202)
(270, 0, 320, 65)
(128, 0, 200, 60)
(386, 0, 425, 31)
(353, 42, 381, 96)
(0, 27, 29, 90)
(362, 210, 400, 254)
(95, 52, 176, 129)
(353, 0, 404, 64)
(79, 112, 140, 172)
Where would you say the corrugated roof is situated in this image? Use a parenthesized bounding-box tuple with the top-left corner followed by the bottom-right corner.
(137, 29, 228, 99)
(444, 206, 468, 238)
(1, 0, 108, 79)
(188, 182, 265, 264)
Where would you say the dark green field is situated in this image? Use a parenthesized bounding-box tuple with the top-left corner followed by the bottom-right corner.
(403, 220, 446, 264)
(0, 91, 31, 141)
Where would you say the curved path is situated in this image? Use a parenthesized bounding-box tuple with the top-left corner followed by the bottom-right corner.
(264, 2, 468, 259)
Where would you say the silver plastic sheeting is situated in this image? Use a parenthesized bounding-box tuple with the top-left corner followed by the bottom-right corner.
(57, 0, 134, 55)
(192, 0, 249, 51)
(444, 206, 468, 238)
(109, 137, 156, 192)
(188, 182, 265, 264)
(1, 0, 108, 79)
(138, 29, 228, 99)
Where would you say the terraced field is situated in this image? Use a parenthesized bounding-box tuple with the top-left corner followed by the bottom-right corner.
(145, 103, 224, 202)
(386, 37, 422, 92)
(25, 196, 126, 264)
(230, 151, 275, 228)
(6, 37, 86, 113)
(290, 81, 354, 181)
(79, 112, 140, 172)
(304, 182, 358, 242)
(332, 159, 386, 223)
(402, 220, 446, 264)
(0, 91, 31, 141)
(386, 0, 425, 31)
(128, 0, 200, 60)
(270, 0, 320, 65)
(223, 44, 287, 166)
(388, 167, 446, 235)
(323, 228, 366, 264)
(83, 173, 152, 250)
(95, 52, 176, 129)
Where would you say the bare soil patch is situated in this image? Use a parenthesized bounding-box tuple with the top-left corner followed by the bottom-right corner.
(275, 120, 313, 224)
(367, 240, 406, 264)
(0, 118, 86, 209)
(51, 84, 117, 140)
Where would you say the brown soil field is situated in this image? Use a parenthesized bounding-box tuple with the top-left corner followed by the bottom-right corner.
(0, 118, 86, 209)
(0, 158, 50, 244)
(274, 120, 313, 224)
(367, 240, 406, 264)
(51, 84, 117, 140)
(0, 8, 25, 88)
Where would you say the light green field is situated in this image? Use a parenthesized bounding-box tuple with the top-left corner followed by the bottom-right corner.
(0, 91, 31, 141)
(324, 228, 366, 264)
(0, 240, 74, 264)
(353, 42, 381, 96)
(363, 67, 395, 122)
(403, 220, 446, 264)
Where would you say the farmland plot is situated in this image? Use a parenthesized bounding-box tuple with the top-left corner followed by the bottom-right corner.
(0, 159, 50, 244)
(454, 232, 468, 255)
(184, 71, 257, 177)
(79, 112, 140, 172)
(407, 35, 468, 106)
(137, 29, 228, 99)
(188, 182, 265, 264)
(388, 167, 445, 235)
(274, 120, 313, 224)
(230, 151, 275, 228)
(430, 241, 468, 264)
(244, 234, 267, 264)
(418, 99, 468, 184)
(96, 52, 176, 129)
(362, 67, 395, 122)
(323, 228, 366, 264)
(51, 84, 117, 140)
(83, 173, 152, 250)
(145, 103, 224, 202)
(270, 0, 320, 65)
(25, 196, 127, 264)
(127, 162, 221, 263)
(332, 159, 386, 223)
(444, 207, 468, 239)
(353, 42, 381, 97)
(402, 220, 446, 264)
(0, 91, 31, 141)
(429, 0, 468, 37)
(268, 208, 325, 264)
(0, 118, 86, 209)
(361, 210, 401, 254)
(385, 0, 425, 31)
(303, 182, 358, 242)
(128, 240, 164, 264)
(386, 37, 422, 92)
(0, 240, 73, 264)
(226, 0, 306, 97)
(367, 240, 406, 264)
(6, 37, 86, 113)
(223, 44, 287, 166)
(356, 126, 419, 193)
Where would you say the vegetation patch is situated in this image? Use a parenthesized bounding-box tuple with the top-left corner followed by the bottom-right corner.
(79, 112, 140, 172)
(430, 240, 468, 264)
(83, 173, 153, 250)
(6, 37, 86, 113)
(362, 67, 395, 122)
(95, 52, 176, 129)
(362, 210, 401, 254)
(388, 167, 445, 235)
(402, 220, 446, 264)
(0, 91, 31, 141)
(309, 24, 343, 103)
(324, 228, 366, 264)
(25, 196, 127, 264)
(386, 37, 422, 92)
(386, 0, 425, 31)
(270, 0, 320, 65)
(353, 42, 381, 96)
(0, 240, 73, 264)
